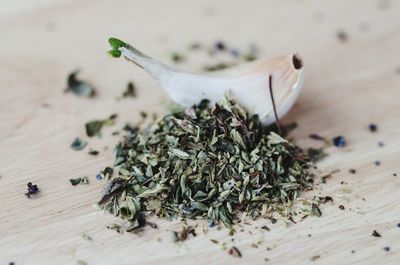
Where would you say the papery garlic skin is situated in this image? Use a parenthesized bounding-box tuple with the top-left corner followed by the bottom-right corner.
(119, 45, 303, 125)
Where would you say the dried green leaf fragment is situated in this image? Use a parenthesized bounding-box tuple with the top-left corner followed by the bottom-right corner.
(70, 137, 87, 151)
(66, 71, 96, 97)
(69, 177, 89, 186)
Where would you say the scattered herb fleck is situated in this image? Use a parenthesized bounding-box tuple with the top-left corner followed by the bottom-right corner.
(88, 149, 99, 156)
(349, 169, 356, 174)
(70, 137, 87, 151)
(85, 114, 117, 137)
(25, 182, 39, 198)
(77, 260, 88, 265)
(312, 204, 322, 217)
(172, 225, 196, 242)
(372, 230, 381, 237)
(311, 255, 321, 261)
(69, 177, 89, 186)
(171, 53, 185, 63)
(308, 148, 327, 163)
(82, 233, 92, 241)
(204, 62, 233, 72)
(368, 124, 377, 132)
(337, 30, 348, 42)
(332, 136, 346, 147)
(146, 222, 158, 229)
(228, 246, 242, 258)
(121, 82, 136, 98)
(66, 71, 96, 97)
(210, 239, 219, 244)
(309, 133, 326, 141)
(319, 196, 333, 203)
(214, 41, 226, 51)
(260, 225, 270, 231)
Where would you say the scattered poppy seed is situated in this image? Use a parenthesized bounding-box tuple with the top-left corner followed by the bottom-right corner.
(332, 136, 346, 147)
(383, 247, 390, 252)
(397, 223, 400, 228)
(96, 174, 102, 180)
(351, 250, 355, 254)
(339, 205, 345, 210)
(378, 141, 384, 147)
(368, 124, 377, 132)
(25, 182, 39, 198)
(374, 160, 381, 166)
(394, 173, 398, 177)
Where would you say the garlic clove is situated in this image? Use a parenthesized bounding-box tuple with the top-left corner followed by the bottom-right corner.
(108, 38, 304, 125)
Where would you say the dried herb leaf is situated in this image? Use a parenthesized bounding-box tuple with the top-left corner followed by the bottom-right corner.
(122, 82, 136, 98)
(311, 204, 322, 217)
(66, 71, 96, 97)
(69, 177, 89, 186)
(88, 149, 99, 156)
(372, 230, 381, 237)
(228, 246, 242, 258)
(71, 137, 87, 151)
(85, 114, 117, 137)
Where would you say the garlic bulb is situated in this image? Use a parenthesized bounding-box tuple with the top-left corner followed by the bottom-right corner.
(108, 38, 304, 125)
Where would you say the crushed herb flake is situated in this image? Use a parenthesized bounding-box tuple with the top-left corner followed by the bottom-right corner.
(311, 204, 322, 217)
(71, 137, 87, 151)
(88, 149, 99, 156)
(228, 246, 242, 258)
(372, 230, 381, 237)
(121, 82, 136, 98)
(66, 71, 96, 97)
(69, 177, 89, 186)
(85, 114, 117, 137)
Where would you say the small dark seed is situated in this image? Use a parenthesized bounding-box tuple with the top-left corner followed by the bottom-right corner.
(332, 136, 346, 147)
(383, 247, 390, 252)
(368, 124, 377, 132)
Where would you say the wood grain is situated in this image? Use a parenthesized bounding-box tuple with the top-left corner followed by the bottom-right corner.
(0, 0, 399, 264)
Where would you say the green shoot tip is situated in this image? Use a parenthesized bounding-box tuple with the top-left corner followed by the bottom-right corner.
(107, 37, 127, 58)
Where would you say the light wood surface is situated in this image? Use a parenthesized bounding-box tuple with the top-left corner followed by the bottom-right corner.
(1, 0, 399, 264)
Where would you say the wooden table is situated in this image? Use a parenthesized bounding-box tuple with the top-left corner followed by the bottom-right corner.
(1, 0, 399, 264)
